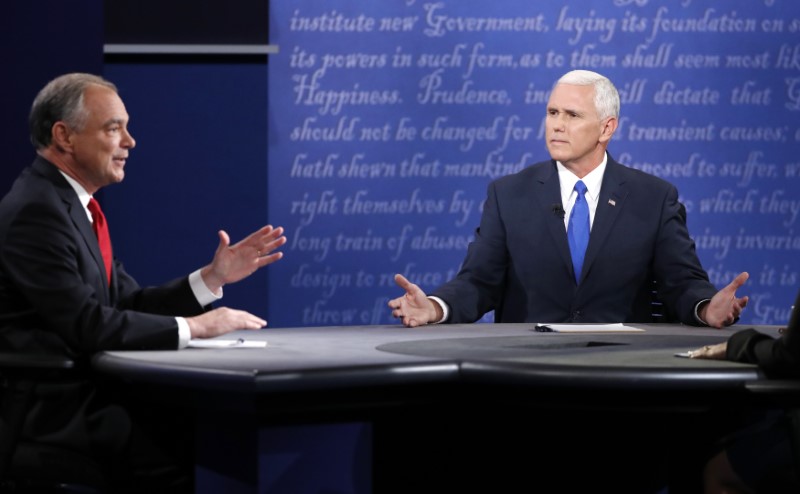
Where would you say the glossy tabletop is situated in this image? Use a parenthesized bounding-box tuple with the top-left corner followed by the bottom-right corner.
(93, 323, 777, 396)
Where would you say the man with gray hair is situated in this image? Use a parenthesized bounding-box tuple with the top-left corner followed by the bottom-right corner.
(0, 73, 286, 490)
(389, 69, 748, 328)
(383, 68, 752, 492)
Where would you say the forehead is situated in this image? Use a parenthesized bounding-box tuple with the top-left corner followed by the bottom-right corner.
(81, 84, 128, 123)
(547, 83, 596, 113)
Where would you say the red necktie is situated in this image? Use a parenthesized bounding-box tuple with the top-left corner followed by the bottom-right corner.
(87, 198, 113, 284)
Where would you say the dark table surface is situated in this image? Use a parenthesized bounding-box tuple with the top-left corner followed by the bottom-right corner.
(92, 323, 793, 494)
(93, 323, 780, 396)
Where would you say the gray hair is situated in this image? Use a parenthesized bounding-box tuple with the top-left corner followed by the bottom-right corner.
(556, 70, 620, 120)
(29, 73, 118, 150)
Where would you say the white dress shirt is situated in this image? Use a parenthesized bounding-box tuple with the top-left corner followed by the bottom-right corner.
(556, 153, 607, 230)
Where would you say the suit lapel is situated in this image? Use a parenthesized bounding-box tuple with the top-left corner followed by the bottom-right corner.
(582, 158, 629, 281)
(532, 162, 575, 278)
(34, 158, 112, 301)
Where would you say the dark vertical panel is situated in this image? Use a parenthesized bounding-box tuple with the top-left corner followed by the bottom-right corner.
(101, 62, 270, 317)
(0, 1, 104, 194)
(104, 0, 268, 45)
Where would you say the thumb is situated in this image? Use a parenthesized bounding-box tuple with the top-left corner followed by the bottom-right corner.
(395, 274, 426, 298)
(216, 230, 231, 254)
(394, 273, 414, 292)
(726, 271, 749, 294)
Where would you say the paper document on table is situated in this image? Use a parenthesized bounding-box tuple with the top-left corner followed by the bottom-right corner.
(534, 323, 645, 333)
(187, 338, 267, 349)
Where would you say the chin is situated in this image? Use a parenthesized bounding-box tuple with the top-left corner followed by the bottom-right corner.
(547, 151, 569, 163)
(547, 143, 568, 155)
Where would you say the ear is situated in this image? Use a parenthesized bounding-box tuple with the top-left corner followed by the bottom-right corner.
(598, 116, 618, 144)
(51, 121, 74, 152)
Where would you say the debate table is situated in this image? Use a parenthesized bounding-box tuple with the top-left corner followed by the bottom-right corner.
(92, 323, 789, 493)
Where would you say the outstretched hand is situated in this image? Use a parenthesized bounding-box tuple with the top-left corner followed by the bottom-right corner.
(700, 272, 750, 329)
(201, 225, 286, 294)
(387, 274, 440, 327)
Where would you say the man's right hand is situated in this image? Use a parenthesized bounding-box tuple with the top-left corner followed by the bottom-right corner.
(387, 274, 441, 327)
(187, 307, 266, 339)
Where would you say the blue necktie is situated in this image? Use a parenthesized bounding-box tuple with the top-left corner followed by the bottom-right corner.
(568, 180, 589, 283)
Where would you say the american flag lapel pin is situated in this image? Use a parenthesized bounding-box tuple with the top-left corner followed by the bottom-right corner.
(608, 199, 616, 207)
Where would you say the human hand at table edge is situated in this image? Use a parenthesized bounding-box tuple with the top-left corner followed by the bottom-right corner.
(699, 272, 749, 329)
(388, 274, 441, 327)
(688, 341, 727, 360)
(187, 307, 266, 339)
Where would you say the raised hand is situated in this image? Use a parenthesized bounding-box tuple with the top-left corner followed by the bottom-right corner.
(700, 272, 749, 329)
(201, 225, 286, 294)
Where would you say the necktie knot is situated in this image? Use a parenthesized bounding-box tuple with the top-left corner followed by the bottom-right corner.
(574, 180, 587, 196)
(87, 197, 104, 226)
(88, 198, 113, 285)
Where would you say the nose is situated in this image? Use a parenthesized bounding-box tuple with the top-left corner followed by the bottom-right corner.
(122, 128, 136, 149)
(549, 115, 565, 133)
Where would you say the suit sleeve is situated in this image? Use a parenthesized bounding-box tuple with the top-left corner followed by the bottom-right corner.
(727, 291, 800, 377)
(650, 184, 717, 325)
(1, 200, 197, 355)
(727, 329, 800, 378)
(114, 261, 208, 316)
(432, 181, 509, 323)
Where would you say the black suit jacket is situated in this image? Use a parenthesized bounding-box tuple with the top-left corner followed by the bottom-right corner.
(727, 289, 800, 378)
(0, 156, 206, 358)
(0, 157, 208, 463)
(433, 155, 717, 325)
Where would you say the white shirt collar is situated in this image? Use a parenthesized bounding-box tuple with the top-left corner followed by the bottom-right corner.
(556, 153, 607, 206)
(59, 171, 93, 221)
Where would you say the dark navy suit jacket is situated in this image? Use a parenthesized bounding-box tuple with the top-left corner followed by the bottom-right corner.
(0, 156, 208, 458)
(433, 155, 717, 325)
(0, 156, 206, 358)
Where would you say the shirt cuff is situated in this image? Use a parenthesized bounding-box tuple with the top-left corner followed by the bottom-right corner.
(176, 317, 190, 349)
(189, 269, 222, 306)
(428, 296, 450, 324)
(694, 299, 711, 326)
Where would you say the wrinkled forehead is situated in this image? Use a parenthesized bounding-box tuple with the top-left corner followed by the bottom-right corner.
(81, 84, 129, 124)
(547, 83, 597, 113)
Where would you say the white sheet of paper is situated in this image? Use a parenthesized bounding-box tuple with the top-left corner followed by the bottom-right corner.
(187, 338, 267, 349)
(534, 323, 645, 333)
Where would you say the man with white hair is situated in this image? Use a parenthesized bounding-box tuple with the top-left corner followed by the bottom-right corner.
(389, 70, 748, 328)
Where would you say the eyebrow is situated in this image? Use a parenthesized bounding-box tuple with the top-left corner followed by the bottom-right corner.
(547, 105, 584, 116)
(103, 118, 126, 127)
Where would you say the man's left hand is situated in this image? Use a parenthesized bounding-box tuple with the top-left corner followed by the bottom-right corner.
(699, 271, 749, 329)
(201, 225, 286, 294)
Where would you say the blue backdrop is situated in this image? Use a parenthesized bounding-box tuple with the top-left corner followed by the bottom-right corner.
(268, 0, 800, 327)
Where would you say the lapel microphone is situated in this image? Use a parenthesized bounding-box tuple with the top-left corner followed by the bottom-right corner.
(551, 203, 565, 219)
